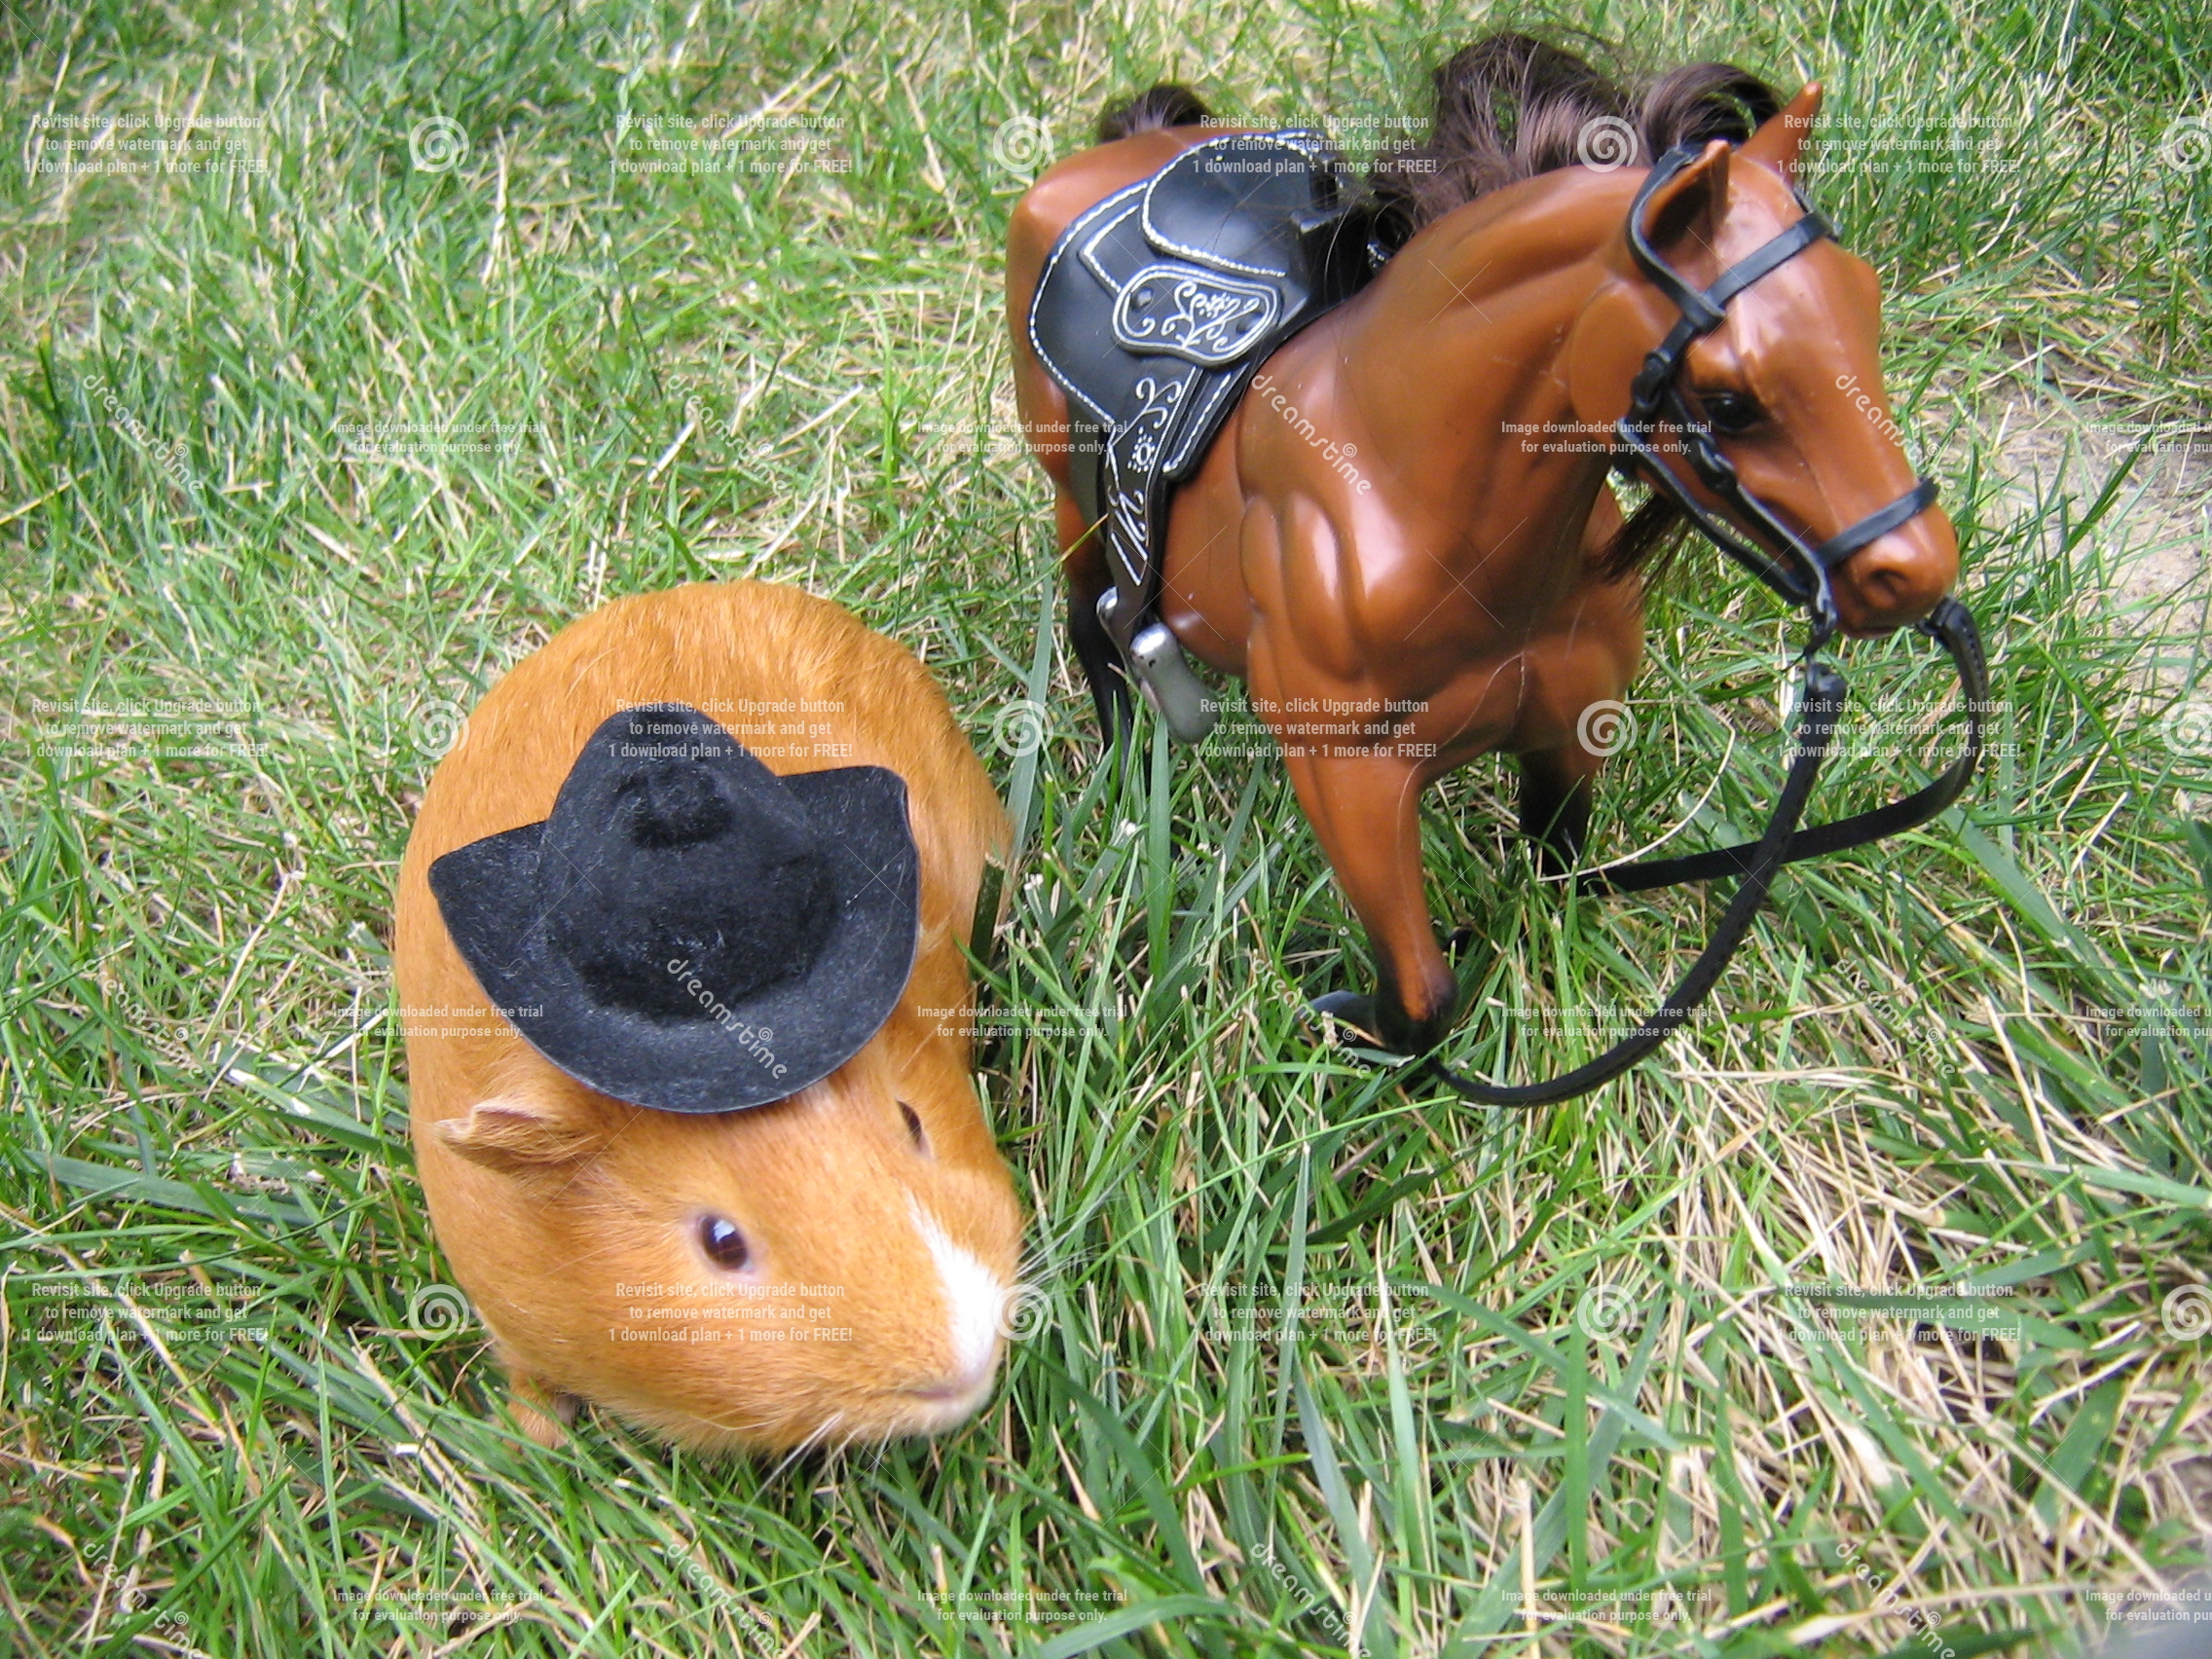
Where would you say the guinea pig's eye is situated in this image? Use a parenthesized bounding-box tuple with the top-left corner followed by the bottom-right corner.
(899, 1102, 930, 1157)
(697, 1214, 752, 1272)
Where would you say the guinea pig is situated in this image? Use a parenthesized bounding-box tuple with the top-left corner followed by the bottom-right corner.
(391, 579, 1022, 1455)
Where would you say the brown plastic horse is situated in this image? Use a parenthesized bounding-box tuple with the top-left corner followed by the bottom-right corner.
(1007, 76, 1958, 1056)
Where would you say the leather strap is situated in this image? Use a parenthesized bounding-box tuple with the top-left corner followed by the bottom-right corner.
(1817, 476, 1939, 570)
(1576, 597, 1985, 896)
(1423, 147, 1984, 1106)
(1427, 662, 1848, 1106)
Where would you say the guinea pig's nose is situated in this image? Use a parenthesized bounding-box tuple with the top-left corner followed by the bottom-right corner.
(913, 1322, 1004, 1404)
(911, 1358, 996, 1403)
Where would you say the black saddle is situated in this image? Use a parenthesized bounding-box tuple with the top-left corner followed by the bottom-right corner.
(1027, 129, 1379, 739)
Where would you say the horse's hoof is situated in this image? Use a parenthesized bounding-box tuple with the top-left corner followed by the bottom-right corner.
(1308, 991, 1383, 1047)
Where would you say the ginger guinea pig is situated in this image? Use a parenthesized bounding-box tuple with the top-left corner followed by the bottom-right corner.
(392, 580, 1021, 1455)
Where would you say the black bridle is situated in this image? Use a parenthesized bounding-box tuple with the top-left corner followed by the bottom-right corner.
(1425, 142, 1989, 1108)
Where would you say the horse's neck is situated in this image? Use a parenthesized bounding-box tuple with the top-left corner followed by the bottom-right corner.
(1342, 169, 1634, 475)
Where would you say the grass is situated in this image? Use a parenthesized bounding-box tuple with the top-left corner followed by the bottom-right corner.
(2, 0, 2208, 1654)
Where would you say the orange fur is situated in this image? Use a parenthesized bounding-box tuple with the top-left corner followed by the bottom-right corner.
(393, 581, 1020, 1454)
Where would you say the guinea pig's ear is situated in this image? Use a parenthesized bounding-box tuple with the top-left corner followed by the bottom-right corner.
(433, 1094, 608, 1178)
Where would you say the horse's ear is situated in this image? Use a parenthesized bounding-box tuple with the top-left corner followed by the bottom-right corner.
(1642, 137, 1730, 257)
(1741, 83, 1823, 179)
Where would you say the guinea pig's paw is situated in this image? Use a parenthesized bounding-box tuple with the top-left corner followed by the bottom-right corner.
(505, 1374, 581, 1449)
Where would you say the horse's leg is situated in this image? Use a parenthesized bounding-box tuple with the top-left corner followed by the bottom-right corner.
(1516, 490, 1643, 877)
(1517, 745, 1601, 877)
(1283, 743, 1460, 1054)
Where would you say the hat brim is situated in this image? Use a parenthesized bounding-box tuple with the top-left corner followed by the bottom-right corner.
(428, 766, 920, 1113)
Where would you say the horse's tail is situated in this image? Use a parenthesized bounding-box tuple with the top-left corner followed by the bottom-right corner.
(1096, 84, 1210, 142)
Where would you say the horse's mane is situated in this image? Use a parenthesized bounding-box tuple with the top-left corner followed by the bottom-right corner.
(1366, 32, 1780, 240)
(1094, 33, 1786, 583)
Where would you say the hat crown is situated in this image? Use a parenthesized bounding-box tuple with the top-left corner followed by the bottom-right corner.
(426, 697, 923, 1114)
(541, 706, 831, 1019)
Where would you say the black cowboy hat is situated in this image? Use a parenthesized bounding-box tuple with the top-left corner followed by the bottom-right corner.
(428, 703, 920, 1113)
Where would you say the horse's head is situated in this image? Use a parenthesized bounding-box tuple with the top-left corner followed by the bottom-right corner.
(1568, 86, 1957, 637)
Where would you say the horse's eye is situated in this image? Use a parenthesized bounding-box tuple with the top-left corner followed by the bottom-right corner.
(1697, 389, 1762, 435)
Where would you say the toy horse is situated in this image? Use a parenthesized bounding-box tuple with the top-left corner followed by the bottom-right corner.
(1008, 37, 1984, 1102)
